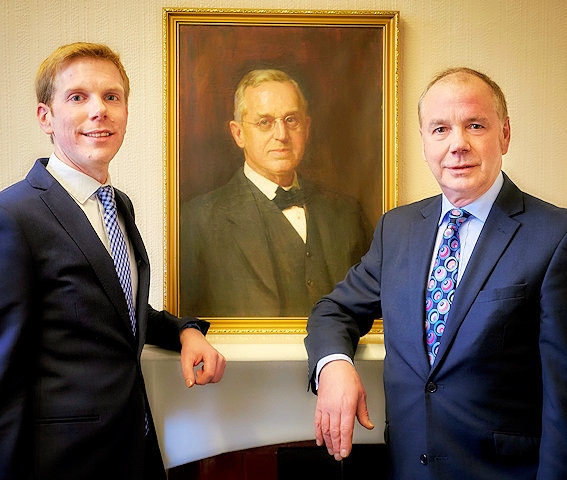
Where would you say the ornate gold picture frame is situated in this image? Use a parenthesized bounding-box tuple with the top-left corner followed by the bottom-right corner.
(164, 8, 398, 336)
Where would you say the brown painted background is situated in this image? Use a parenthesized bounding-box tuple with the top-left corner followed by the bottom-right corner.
(178, 23, 384, 226)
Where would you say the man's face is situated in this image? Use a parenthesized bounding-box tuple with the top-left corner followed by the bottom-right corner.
(37, 57, 128, 183)
(419, 74, 510, 206)
(230, 80, 310, 186)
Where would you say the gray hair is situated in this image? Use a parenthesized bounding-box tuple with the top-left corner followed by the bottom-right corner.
(233, 69, 308, 121)
(418, 67, 508, 125)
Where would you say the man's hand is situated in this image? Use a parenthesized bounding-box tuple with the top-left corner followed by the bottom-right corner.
(179, 328, 226, 387)
(315, 360, 374, 461)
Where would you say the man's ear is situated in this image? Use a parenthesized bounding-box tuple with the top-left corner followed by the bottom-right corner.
(303, 115, 311, 142)
(500, 117, 511, 155)
(37, 103, 54, 135)
(419, 127, 427, 162)
(229, 120, 245, 148)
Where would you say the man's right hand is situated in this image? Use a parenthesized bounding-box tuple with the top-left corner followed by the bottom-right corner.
(314, 360, 374, 461)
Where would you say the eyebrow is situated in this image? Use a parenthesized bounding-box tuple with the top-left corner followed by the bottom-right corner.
(62, 84, 125, 95)
(426, 115, 491, 128)
(254, 110, 301, 118)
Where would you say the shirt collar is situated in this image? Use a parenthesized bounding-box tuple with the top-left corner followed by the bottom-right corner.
(45, 153, 110, 204)
(440, 171, 504, 225)
(243, 162, 299, 200)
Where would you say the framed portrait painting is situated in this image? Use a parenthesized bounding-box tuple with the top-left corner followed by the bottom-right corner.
(164, 8, 399, 335)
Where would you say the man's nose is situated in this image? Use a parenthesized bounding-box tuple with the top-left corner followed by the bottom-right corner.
(90, 97, 108, 119)
(272, 117, 290, 140)
(450, 128, 470, 152)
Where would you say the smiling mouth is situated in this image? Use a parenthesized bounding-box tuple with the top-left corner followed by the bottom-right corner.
(84, 132, 111, 138)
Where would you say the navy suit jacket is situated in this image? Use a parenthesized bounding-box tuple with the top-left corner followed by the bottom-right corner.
(0, 159, 208, 480)
(305, 173, 567, 479)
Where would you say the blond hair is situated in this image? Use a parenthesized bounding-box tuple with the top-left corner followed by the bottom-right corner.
(35, 42, 130, 106)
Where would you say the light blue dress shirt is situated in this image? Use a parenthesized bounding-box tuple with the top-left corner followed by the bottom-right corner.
(314, 172, 505, 386)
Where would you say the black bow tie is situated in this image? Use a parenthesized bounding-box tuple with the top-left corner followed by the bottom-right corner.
(273, 186, 305, 210)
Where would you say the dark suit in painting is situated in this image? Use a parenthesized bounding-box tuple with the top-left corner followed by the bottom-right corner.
(0, 159, 209, 480)
(179, 168, 373, 317)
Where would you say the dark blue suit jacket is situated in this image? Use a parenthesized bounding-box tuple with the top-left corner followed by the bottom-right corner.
(305, 173, 567, 479)
(0, 159, 208, 480)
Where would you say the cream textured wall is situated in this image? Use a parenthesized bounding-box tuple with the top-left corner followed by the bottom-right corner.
(1, 0, 566, 309)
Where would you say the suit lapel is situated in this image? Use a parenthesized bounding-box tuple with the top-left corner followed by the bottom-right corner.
(220, 172, 279, 297)
(408, 198, 444, 376)
(31, 162, 141, 344)
(115, 190, 150, 350)
(302, 182, 336, 273)
(430, 176, 523, 373)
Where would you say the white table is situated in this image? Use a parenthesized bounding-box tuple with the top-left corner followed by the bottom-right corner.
(142, 334, 386, 469)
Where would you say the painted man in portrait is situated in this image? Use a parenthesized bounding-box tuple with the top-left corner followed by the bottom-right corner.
(179, 69, 372, 317)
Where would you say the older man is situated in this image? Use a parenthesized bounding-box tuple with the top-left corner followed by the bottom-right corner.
(180, 69, 372, 317)
(305, 67, 567, 479)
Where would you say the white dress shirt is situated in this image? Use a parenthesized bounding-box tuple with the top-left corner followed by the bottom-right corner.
(243, 162, 307, 242)
(45, 153, 138, 303)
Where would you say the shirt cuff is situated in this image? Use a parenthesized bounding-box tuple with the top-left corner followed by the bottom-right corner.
(315, 354, 354, 390)
(182, 321, 204, 334)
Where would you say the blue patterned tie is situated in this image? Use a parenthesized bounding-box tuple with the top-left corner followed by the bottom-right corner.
(97, 186, 137, 336)
(425, 208, 470, 365)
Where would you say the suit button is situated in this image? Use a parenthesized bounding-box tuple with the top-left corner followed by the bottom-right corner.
(426, 382, 437, 393)
(420, 454, 428, 465)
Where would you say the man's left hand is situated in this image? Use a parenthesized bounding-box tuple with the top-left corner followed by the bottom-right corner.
(180, 328, 226, 387)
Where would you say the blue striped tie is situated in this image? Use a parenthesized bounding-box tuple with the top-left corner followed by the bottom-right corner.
(98, 186, 149, 435)
(97, 186, 137, 336)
